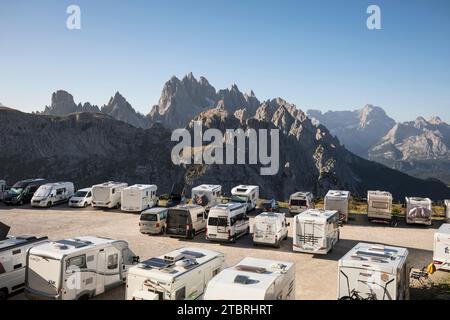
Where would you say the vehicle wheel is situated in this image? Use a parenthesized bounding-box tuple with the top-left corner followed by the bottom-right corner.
(77, 294, 90, 300)
(160, 227, 166, 235)
(275, 240, 281, 248)
(246, 227, 250, 235)
(0, 288, 8, 301)
(19, 200, 24, 206)
(116, 203, 121, 209)
(47, 202, 52, 208)
(339, 296, 353, 300)
(84, 202, 88, 208)
(188, 229, 195, 239)
(253, 241, 258, 247)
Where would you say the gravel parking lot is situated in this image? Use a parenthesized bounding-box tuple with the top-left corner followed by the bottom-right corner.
(1, 203, 447, 300)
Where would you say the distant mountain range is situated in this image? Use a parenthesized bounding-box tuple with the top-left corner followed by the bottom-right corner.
(0, 73, 449, 200)
(308, 106, 450, 184)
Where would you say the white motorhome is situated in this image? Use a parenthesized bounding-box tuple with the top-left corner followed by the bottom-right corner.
(25, 236, 138, 300)
(288, 192, 314, 215)
(206, 203, 249, 243)
(92, 181, 128, 209)
(0, 180, 6, 201)
(338, 243, 409, 300)
(204, 257, 295, 300)
(293, 209, 339, 255)
(367, 191, 393, 221)
(121, 184, 158, 213)
(126, 247, 225, 300)
(31, 182, 75, 208)
(405, 197, 432, 226)
(231, 185, 259, 212)
(191, 184, 222, 211)
(445, 200, 450, 221)
(253, 212, 289, 248)
(0, 235, 49, 300)
(433, 224, 450, 271)
(324, 190, 351, 222)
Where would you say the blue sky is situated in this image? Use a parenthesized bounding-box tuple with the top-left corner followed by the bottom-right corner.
(1, 0, 449, 122)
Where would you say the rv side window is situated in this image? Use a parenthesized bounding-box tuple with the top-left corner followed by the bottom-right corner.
(56, 188, 64, 195)
(212, 268, 220, 277)
(66, 255, 87, 271)
(107, 254, 119, 270)
(371, 201, 388, 209)
(196, 212, 204, 222)
(112, 188, 115, 194)
(175, 287, 186, 300)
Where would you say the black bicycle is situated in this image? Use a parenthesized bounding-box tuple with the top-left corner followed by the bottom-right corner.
(340, 289, 377, 300)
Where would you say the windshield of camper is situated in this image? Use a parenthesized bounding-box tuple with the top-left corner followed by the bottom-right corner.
(208, 216, 228, 227)
(34, 185, 52, 198)
(27, 255, 61, 295)
(231, 195, 248, 203)
(140, 213, 158, 221)
(290, 199, 307, 207)
(167, 209, 190, 227)
(9, 182, 26, 195)
(74, 191, 88, 197)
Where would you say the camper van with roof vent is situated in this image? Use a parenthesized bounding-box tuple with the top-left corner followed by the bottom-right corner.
(92, 182, 128, 209)
(3, 178, 47, 206)
(206, 203, 249, 243)
(288, 192, 314, 215)
(121, 184, 158, 213)
(0, 232, 49, 300)
(338, 243, 409, 300)
(166, 205, 207, 239)
(324, 190, 351, 222)
(191, 184, 222, 211)
(293, 209, 339, 254)
(31, 182, 75, 208)
(405, 197, 432, 226)
(367, 191, 393, 222)
(204, 257, 295, 300)
(253, 212, 289, 248)
(0, 180, 6, 201)
(433, 224, 450, 271)
(25, 236, 139, 300)
(231, 185, 259, 213)
(126, 247, 225, 300)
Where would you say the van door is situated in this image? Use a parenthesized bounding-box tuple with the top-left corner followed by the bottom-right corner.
(96, 252, 106, 295)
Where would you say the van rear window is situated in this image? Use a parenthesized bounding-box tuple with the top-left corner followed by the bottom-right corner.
(141, 214, 157, 221)
(208, 217, 228, 227)
(290, 199, 307, 207)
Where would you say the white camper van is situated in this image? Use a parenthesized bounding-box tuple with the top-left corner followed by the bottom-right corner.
(191, 184, 222, 211)
(206, 203, 249, 243)
(338, 243, 409, 300)
(31, 182, 75, 208)
(367, 191, 393, 222)
(0, 180, 6, 201)
(293, 209, 339, 255)
(121, 184, 158, 213)
(445, 200, 450, 221)
(166, 205, 207, 239)
(126, 247, 226, 300)
(325, 190, 351, 222)
(25, 236, 138, 300)
(405, 197, 432, 226)
(0, 235, 49, 300)
(69, 188, 93, 208)
(92, 182, 128, 209)
(253, 212, 289, 248)
(231, 185, 259, 212)
(204, 257, 295, 300)
(433, 224, 450, 271)
(288, 192, 314, 215)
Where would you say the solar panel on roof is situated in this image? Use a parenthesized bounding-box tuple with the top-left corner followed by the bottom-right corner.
(140, 257, 172, 269)
(56, 239, 89, 248)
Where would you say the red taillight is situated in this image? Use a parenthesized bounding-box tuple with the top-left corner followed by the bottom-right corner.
(434, 260, 443, 265)
(156, 223, 160, 228)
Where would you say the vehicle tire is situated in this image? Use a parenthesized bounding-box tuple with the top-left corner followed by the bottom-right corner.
(188, 229, 195, 239)
(253, 241, 258, 247)
(246, 227, 250, 235)
(19, 200, 24, 206)
(84, 202, 88, 208)
(160, 227, 166, 235)
(77, 294, 90, 301)
(0, 288, 8, 301)
(116, 203, 121, 209)
(275, 240, 281, 248)
(47, 202, 52, 208)
(339, 296, 353, 300)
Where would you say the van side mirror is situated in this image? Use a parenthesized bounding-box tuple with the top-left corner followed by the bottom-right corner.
(133, 256, 140, 264)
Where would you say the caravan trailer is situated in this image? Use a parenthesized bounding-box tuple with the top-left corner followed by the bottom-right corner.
(0, 180, 6, 201)
(191, 184, 222, 211)
(293, 209, 339, 254)
(445, 200, 450, 221)
(0, 235, 49, 300)
(206, 203, 249, 243)
(288, 192, 314, 215)
(31, 182, 75, 208)
(253, 212, 289, 248)
(121, 184, 158, 213)
(367, 191, 393, 222)
(3, 178, 47, 205)
(126, 247, 225, 300)
(338, 243, 409, 300)
(405, 197, 432, 226)
(92, 182, 128, 209)
(231, 185, 259, 212)
(204, 257, 295, 300)
(25, 236, 138, 300)
(433, 224, 450, 271)
(324, 190, 351, 222)
(166, 205, 207, 239)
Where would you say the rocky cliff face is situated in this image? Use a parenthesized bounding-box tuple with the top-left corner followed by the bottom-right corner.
(101, 92, 147, 128)
(40, 90, 101, 116)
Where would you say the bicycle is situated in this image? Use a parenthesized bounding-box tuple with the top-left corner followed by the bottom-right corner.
(339, 289, 377, 300)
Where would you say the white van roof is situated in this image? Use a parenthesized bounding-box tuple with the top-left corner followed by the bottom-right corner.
(129, 247, 223, 282)
(124, 184, 157, 191)
(92, 181, 128, 188)
(192, 184, 221, 192)
(294, 209, 338, 222)
(76, 187, 92, 193)
(231, 185, 258, 195)
(436, 223, 450, 236)
(339, 243, 408, 274)
(368, 190, 392, 198)
(29, 236, 124, 260)
(405, 197, 431, 205)
(141, 207, 167, 215)
(255, 212, 285, 220)
(290, 191, 313, 199)
(40, 182, 73, 188)
(206, 257, 293, 299)
(326, 190, 350, 199)
(210, 202, 245, 213)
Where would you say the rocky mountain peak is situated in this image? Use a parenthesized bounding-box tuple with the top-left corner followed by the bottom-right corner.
(101, 92, 146, 128)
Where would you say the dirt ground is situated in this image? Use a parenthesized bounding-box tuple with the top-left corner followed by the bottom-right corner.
(1, 203, 449, 300)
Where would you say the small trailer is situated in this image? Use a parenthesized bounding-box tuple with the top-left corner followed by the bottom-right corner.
(0, 233, 49, 300)
(92, 181, 128, 209)
(31, 182, 75, 208)
(293, 209, 339, 255)
(191, 184, 222, 211)
(206, 203, 249, 243)
(338, 243, 409, 300)
(126, 247, 225, 300)
(252, 212, 289, 248)
(121, 184, 158, 213)
(204, 257, 295, 300)
(367, 191, 393, 222)
(445, 200, 450, 222)
(231, 185, 259, 212)
(433, 223, 450, 271)
(25, 236, 138, 300)
(0, 180, 6, 201)
(324, 190, 351, 222)
(288, 191, 314, 215)
(405, 197, 432, 226)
